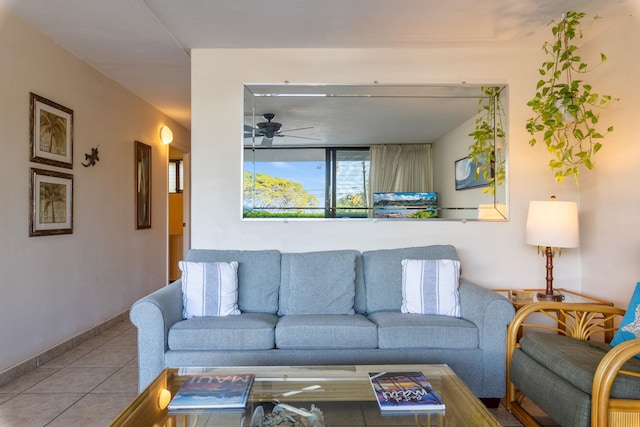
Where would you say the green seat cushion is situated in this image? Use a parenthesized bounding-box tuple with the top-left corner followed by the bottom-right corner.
(519, 333, 640, 398)
(511, 348, 591, 427)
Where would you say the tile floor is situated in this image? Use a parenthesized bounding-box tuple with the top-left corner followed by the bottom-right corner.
(0, 319, 559, 427)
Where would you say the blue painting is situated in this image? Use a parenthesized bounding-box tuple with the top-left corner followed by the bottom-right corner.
(455, 157, 491, 190)
(373, 192, 438, 219)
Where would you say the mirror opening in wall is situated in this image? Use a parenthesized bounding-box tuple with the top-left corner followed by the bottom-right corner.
(243, 84, 508, 221)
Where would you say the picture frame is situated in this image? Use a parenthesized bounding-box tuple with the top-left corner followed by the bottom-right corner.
(30, 168, 73, 236)
(373, 192, 438, 219)
(454, 156, 492, 190)
(135, 141, 152, 229)
(30, 93, 73, 169)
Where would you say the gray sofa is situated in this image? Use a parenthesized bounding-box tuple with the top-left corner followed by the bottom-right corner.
(131, 245, 514, 401)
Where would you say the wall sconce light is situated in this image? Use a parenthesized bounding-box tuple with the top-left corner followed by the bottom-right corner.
(525, 196, 579, 301)
(160, 125, 173, 145)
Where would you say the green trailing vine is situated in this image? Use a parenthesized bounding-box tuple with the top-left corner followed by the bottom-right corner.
(468, 86, 506, 195)
(526, 11, 618, 183)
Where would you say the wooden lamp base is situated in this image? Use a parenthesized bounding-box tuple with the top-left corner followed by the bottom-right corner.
(537, 290, 565, 302)
(538, 245, 565, 302)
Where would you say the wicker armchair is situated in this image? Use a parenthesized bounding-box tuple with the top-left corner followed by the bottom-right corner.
(506, 302, 640, 427)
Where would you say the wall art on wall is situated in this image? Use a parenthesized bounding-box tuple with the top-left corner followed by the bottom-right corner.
(135, 141, 152, 229)
(454, 156, 491, 190)
(30, 93, 73, 169)
(30, 168, 73, 236)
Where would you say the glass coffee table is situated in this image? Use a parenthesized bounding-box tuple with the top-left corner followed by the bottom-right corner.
(110, 364, 500, 427)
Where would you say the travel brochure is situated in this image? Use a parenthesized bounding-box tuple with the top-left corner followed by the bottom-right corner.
(168, 373, 255, 411)
(368, 371, 445, 412)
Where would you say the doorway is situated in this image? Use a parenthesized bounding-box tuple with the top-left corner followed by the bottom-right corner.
(168, 146, 188, 282)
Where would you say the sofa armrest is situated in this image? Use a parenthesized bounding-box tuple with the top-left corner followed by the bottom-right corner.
(459, 279, 515, 347)
(458, 279, 515, 397)
(130, 280, 184, 392)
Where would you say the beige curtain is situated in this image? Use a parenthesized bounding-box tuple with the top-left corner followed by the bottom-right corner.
(369, 144, 433, 194)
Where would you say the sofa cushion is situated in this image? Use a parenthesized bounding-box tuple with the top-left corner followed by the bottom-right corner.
(519, 333, 640, 399)
(275, 314, 378, 349)
(611, 282, 640, 355)
(179, 261, 240, 318)
(401, 259, 461, 317)
(185, 249, 281, 314)
(278, 251, 357, 315)
(367, 312, 478, 349)
(168, 313, 278, 351)
(363, 245, 459, 313)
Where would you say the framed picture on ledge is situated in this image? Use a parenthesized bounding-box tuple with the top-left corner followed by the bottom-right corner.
(135, 141, 151, 229)
(454, 156, 491, 190)
(30, 93, 73, 169)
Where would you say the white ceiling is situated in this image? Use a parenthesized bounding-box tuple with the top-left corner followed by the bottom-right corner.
(0, 0, 631, 132)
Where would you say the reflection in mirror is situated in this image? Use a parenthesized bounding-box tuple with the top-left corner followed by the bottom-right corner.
(243, 84, 508, 220)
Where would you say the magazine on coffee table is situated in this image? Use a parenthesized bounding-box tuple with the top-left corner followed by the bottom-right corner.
(168, 373, 254, 410)
(369, 371, 445, 412)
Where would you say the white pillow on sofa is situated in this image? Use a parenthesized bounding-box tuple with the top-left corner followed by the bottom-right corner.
(179, 261, 241, 318)
(401, 259, 461, 317)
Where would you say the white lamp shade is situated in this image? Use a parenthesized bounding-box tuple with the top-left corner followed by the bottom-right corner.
(526, 200, 579, 248)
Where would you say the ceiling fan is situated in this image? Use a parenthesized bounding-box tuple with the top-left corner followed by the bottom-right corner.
(244, 113, 319, 146)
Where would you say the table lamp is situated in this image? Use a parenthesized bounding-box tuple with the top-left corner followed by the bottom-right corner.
(525, 197, 579, 301)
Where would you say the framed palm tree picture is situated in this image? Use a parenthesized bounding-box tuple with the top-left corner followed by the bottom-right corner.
(30, 168, 73, 236)
(30, 93, 73, 169)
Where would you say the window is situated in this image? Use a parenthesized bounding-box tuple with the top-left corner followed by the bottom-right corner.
(331, 149, 370, 218)
(169, 159, 183, 193)
(243, 148, 370, 218)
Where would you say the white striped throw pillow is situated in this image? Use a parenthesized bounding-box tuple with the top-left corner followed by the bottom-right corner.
(401, 259, 461, 317)
(179, 261, 241, 318)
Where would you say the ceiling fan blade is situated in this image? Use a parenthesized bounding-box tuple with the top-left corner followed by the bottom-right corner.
(277, 126, 313, 134)
(278, 134, 322, 141)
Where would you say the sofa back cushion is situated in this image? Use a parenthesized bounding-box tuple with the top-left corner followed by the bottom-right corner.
(279, 250, 357, 315)
(185, 249, 281, 314)
(363, 245, 459, 313)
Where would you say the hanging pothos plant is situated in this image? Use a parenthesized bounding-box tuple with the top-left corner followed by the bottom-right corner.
(468, 86, 506, 195)
(526, 11, 618, 183)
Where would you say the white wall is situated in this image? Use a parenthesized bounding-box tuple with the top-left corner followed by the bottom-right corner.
(0, 8, 190, 374)
(190, 48, 584, 295)
(579, 7, 640, 308)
